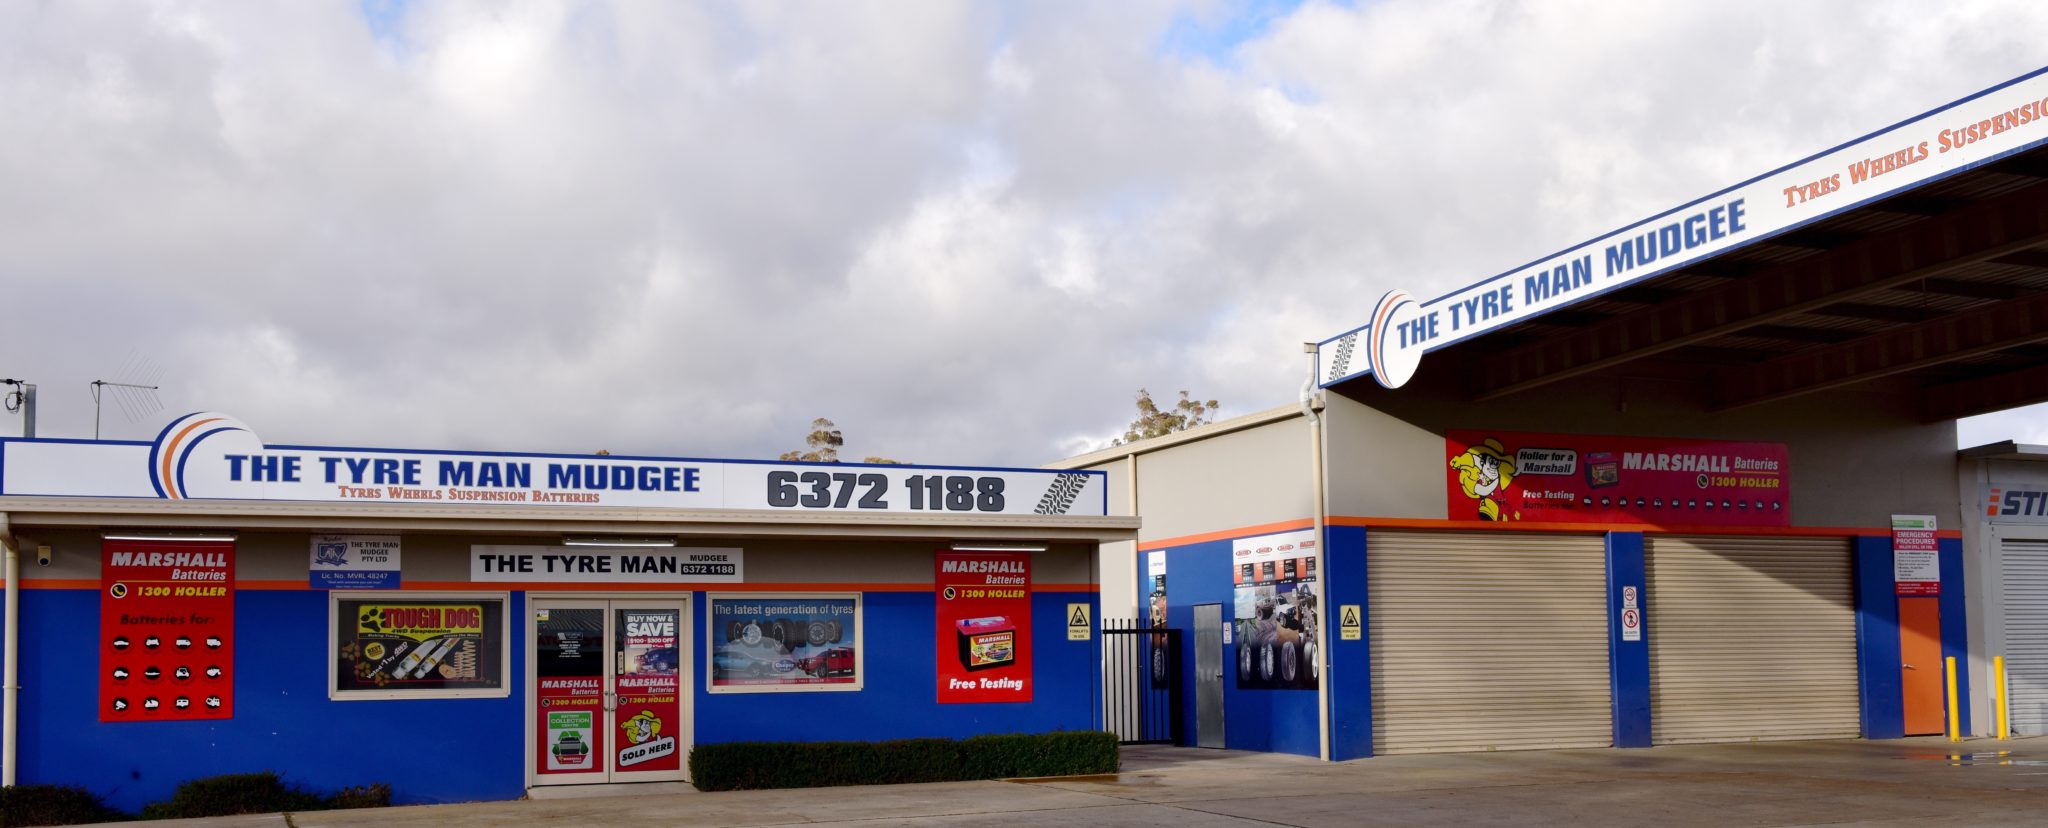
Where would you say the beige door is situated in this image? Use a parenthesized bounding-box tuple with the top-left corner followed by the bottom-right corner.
(1369, 530, 1612, 754)
(1646, 535, 1857, 744)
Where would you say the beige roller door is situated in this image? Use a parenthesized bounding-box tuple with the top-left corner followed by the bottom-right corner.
(2000, 539, 2048, 736)
(1646, 535, 1858, 744)
(1369, 530, 1612, 754)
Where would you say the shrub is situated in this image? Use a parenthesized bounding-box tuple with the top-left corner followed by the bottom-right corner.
(0, 784, 125, 827)
(325, 783, 391, 810)
(138, 771, 323, 820)
(960, 731, 1119, 779)
(689, 730, 1118, 791)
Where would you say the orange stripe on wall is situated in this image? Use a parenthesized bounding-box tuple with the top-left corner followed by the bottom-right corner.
(1136, 518, 1315, 551)
(2, 579, 1100, 593)
(1133, 515, 1961, 551)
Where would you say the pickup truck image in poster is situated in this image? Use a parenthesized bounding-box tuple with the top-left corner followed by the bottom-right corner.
(707, 596, 859, 691)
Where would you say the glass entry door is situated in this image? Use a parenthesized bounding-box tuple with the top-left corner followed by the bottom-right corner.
(531, 598, 689, 785)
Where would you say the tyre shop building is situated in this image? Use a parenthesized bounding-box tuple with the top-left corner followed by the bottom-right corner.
(1062, 65, 2048, 760)
(0, 413, 1132, 809)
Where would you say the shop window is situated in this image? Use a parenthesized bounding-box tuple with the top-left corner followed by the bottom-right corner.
(706, 593, 863, 693)
(330, 593, 510, 700)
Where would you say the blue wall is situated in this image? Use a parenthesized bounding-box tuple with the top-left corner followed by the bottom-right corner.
(1157, 538, 1321, 757)
(10, 586, 1100, 811)
(1603, 532, 1651, 748)
(1852, 535, 1905, 740)
(693, 590, 1100, 743)
(14, 589, 529, 811)
(1325, 525, 1368, 760)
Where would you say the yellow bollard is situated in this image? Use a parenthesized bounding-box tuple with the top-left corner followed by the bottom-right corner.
(1996, 656, 2012, 741)
(1946, 656, 1962, 742)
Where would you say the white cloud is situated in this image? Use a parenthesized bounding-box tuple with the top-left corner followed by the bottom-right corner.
(3, 1, 2046, 465)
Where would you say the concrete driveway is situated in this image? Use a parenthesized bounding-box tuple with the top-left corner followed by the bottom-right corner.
(126, 736, 2048, 827)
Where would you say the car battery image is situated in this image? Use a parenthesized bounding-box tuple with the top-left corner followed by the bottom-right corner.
(955, 616, 1017, 671)
(1584, 452, 1620, 488)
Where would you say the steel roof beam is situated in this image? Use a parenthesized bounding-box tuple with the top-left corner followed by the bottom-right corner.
(1474, 181, 2048, 401)
(1712, 291, 2048, 410)
(1924, 361, 2048, 421)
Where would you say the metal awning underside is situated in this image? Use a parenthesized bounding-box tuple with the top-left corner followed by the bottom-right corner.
(1360, 145, 2048, 421)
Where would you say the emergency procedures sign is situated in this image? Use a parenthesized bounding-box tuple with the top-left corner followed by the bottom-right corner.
(0, 412, 1107, 517)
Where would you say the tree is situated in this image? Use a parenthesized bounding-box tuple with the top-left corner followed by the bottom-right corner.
(780, 418, 843, 463)
(1112, 389, 1219, 446)
(780, 418, 908, 464)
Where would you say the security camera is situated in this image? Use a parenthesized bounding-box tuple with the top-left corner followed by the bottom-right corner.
(36, 545, 51, 566)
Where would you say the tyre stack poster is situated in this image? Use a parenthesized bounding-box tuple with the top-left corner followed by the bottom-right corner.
(707, 595, 860, 692)
(935, 552, 1033, 703)
(616, 610, 681, 771)
(100, 539, 235, 721)
(1232, 530, 1318, 690)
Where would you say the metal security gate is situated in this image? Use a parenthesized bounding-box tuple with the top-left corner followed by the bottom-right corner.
(2002, 539, 2048, 735)
(1103, 619, 1184, 745)
(1369, 530, 1612, 754)
(1646, 535, 1858, 744)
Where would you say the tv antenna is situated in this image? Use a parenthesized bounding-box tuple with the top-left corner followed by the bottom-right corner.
(92, 352, 167, 440)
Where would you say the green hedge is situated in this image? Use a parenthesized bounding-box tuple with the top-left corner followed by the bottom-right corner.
(133, 772, 391, 820)
(689, 730, 1117, 791)
(0, 785, 125, 827)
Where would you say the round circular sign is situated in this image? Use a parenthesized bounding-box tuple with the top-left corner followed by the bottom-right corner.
(1368, 290, 1425, 389)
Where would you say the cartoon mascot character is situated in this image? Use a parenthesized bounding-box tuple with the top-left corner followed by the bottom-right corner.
(622, 709, 662, 745)
(1449, 437, 1516, 521)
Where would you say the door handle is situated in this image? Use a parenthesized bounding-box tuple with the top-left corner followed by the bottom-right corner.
(1904, 664, 1917, 670)
(602, 691, 616, 711)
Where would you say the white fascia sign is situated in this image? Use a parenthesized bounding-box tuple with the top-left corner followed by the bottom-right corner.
(1320, 65, 2048, 389)
(0, 412, 1108, 517)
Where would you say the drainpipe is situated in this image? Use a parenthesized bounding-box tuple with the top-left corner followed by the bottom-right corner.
(1301, 344, 1330, 761)
(2, 512, 18, 786)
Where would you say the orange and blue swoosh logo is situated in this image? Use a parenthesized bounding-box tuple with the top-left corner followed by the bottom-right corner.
(148, 412, 254, 499)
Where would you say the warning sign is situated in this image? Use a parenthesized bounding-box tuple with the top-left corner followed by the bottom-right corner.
(1339, 604, 1361, 641)
(1067, 603, 1091, 641)
(1621, 607, 1642, 642)
(1622, 585, 1638, 609)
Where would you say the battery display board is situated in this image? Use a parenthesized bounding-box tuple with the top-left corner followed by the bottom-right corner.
(935, 552, 1032, 704)
(100, 539, 235, 722)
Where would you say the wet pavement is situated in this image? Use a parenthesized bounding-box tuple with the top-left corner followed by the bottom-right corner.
(113, 736, 2048, 827)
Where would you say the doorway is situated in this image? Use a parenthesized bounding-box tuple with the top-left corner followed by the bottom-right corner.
(1193, 602, 1226, 748)
(529, 597, 691, 785)
(1899, 597, 1945, 736)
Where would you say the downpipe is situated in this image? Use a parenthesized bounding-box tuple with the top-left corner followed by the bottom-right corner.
(1301, 346, 1330, 761)
(1, 512, 18, 786)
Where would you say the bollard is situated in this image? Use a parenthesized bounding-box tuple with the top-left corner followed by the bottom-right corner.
(1996, 656, 2012, 741)
(1946, 656, 1962, 742)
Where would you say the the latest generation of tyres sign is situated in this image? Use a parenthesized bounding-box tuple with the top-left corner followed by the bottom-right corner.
(0, 412, 1107, 517)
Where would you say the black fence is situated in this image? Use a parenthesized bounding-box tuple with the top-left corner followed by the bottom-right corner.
(1103, 619, 1183, 745)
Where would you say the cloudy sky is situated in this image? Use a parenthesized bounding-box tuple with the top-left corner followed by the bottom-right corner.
(3, 0, 2046, 465)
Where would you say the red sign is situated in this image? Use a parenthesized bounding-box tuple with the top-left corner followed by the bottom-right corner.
(1892, 515, 1941, 596)
(615, 610, 681, 772)
(935, 552, 1032, 704)
(1446, 430, 1790, 526)
(100, 539, 235, 722)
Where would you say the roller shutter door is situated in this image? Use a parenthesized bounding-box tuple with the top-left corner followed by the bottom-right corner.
(1646, 535, 1858, 744)
(1369, 530, 1612, 754)
(2002, 539, 2048, 736)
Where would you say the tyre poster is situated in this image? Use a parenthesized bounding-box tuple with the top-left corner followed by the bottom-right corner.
(536, 607, 604, 775)
(935, 552, 1032, 704)
(100, 539, 235, 722)
(335, 601, 501, 692)
(707, 596, 860, 692)
(1446, 430, 1790, 526)
(615, 610, 681, 771)
(1232, 529, 1318, 691)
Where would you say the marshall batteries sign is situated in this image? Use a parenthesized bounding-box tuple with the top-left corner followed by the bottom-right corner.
(0, 412, 1106, 516)
(1446, 430, 1789, 526)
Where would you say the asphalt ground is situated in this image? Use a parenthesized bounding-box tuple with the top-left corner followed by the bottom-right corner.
(105, 736, 2048, 827)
